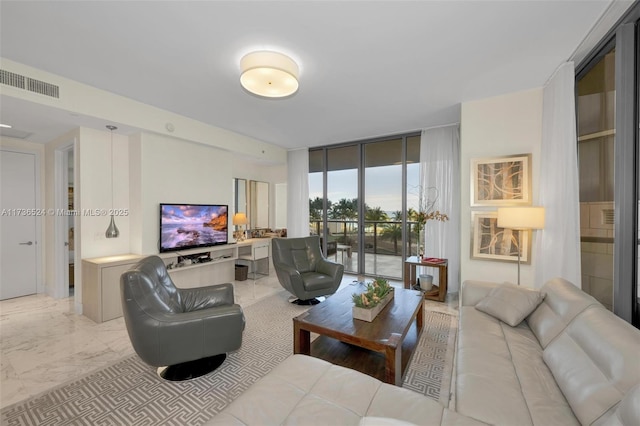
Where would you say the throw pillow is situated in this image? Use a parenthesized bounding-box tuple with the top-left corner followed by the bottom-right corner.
(475, 283, 545, 327)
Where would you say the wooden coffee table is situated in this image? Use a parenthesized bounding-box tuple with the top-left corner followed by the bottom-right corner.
(293, 284, 424, 385)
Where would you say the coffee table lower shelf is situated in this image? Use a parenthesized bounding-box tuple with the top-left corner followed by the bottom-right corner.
(307, 320, 421, 384)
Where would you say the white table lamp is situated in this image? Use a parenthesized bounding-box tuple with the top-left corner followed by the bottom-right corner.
(497, 207, 545, 285)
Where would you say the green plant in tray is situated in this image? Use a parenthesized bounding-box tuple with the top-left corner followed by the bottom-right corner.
(352, 277, 393, 309)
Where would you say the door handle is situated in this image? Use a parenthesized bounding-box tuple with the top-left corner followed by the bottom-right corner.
(19, 241, 33, 246)
(64, 242, 69, 247)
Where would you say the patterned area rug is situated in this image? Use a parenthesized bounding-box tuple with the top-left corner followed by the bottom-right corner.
(1, 291, 457, 426)
(402, 310, 458, 407)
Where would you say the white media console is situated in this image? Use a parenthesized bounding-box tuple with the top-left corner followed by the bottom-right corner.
(82, 239, 271, 323)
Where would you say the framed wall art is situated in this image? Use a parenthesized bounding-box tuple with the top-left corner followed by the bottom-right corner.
(470, 211, 531, 264)
(471, 153, 532, 206)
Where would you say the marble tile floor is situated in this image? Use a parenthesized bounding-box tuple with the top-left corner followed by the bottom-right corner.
(0, 273, 457, 409)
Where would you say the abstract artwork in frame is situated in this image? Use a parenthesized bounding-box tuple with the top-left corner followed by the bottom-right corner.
(470, 211, 531, 264)
(471, 154, 532, 206)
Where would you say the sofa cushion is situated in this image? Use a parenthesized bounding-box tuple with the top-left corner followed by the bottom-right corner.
(618, 384, 640, 426)
(456, 306, 534, 425)
(208, 355, 488, 426)
(526, 277, 599, 348)
(475, 283, 545, 326)
(457, 306, 578, 426)
(598, 384, 640, 426)
(543, 305, 640, 426)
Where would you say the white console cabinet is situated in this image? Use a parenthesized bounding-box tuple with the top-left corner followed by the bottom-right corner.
(82, 254, 146, 323)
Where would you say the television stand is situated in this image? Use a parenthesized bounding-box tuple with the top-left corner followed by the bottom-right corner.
(160, 245, 239, 287)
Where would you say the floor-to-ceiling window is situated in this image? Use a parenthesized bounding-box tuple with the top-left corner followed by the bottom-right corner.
(364, 138, 402, 277)
(405, 136, 421, 258)
(636, 15, 640, 326)
(576, 3, 639, 326)
(309, 133, 420, 280)
(327, 145, 359, 275)
(308, 150, 325, 238)
(577, 48, 616, 311)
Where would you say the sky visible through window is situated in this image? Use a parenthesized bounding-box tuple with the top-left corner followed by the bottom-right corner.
(309, 163, 421, 216)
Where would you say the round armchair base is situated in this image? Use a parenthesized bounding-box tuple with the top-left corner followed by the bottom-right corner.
(157, 353, 227, 381)
(288, 296, 325, 305)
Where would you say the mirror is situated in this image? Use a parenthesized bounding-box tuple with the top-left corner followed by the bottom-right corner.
(233, 178, 269, 230)
(250, 180, 269, 229)
(234, 178, 247, 217)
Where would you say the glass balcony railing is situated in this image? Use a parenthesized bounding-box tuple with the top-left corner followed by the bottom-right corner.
(309, 219, 421, 257)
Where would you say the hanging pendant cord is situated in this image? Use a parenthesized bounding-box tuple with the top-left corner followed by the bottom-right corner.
(106, 125, 117, 210)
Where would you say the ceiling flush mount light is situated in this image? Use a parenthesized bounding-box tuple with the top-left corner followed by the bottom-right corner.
(240, 51, 299, 98)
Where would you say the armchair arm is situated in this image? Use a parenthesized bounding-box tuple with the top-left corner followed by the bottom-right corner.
(316, 258, 344, 281)
(273, 261, 305, 295)
(179, 282, 235, 312)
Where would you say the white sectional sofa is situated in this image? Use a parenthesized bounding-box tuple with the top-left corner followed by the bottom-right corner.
(456, 278, 640, 425)
(208, 278, 640, 425)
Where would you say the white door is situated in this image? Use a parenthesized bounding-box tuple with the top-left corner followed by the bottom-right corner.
(1, 150, 38, 300)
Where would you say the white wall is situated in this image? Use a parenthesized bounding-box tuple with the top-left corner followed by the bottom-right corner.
(460, 88, 543, 287)
(131, 133, 233, 255)
(78, 127, 131, 259)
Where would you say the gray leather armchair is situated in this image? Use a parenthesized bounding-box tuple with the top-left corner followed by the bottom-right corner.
(120, 255, 244, 381)
(272, 236, 344, 304)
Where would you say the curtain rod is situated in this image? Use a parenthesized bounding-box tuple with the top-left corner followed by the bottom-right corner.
(422, 122, 460, 132)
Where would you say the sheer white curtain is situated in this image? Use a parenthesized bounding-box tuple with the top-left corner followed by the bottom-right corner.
(420, 125, 461, 292)
(535, 61, 581, 287)
(287, 148, 310, 238)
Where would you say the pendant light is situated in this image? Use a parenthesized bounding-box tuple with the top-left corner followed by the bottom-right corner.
(105, 125, 120, 238)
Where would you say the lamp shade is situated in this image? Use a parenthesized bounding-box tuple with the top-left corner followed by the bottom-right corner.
(497, 207, 545, 230)
(233, 212, 248, 226)
(240, 51, 299, 98)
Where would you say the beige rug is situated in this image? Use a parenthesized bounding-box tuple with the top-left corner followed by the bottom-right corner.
(1, 291, 458, 425)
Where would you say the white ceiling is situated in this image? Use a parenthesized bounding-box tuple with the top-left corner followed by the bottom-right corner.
(0, 1, 625, 149)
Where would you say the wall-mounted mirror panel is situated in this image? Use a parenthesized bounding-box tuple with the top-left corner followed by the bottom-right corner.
(235, 178, 247, 217)
(250, 180, 269, 229)
(233, 178, 269, 230)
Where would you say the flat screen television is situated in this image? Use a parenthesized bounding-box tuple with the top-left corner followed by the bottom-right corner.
(159, 203, 228, 253)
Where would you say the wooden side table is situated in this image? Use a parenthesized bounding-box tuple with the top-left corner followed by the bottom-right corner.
(403, 256, 448, 302)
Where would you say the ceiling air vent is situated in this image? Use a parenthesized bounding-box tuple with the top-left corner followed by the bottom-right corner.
(0, 69, 26, 89)
(27, 77, 59, 98)
(0, 69, 59, 99)
(602, 209, 614, 225)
